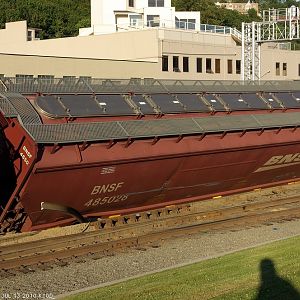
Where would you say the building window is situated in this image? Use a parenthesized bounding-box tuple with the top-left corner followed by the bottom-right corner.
(130, 15, 142, 26)
(298, 64, 300, 76)
(175, 18, 196, 30)
(148, 0, 164, 7)
(147, 15, 160, 27)
(188, 19, 196, 29)
(206, 58, 212, 73)
(129, 0, 134, 7)
(227, 60, 233, 74)
(176, 18, 185, 29)
(183, 57, 189, 72)
(173, 56, 180, 72)
(162, 55, 168, 72)
(276, 62, 280, 76)
(27, 30, 32, 41)
(236, 60, 241, 74)
(27, 29, 40, 41)
(197, 58, 202, 73)
(215, 59, 220, 74)
(283, 63, 287, 76)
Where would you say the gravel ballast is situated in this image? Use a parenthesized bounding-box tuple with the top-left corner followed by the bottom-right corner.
(0, 218, 300, 299)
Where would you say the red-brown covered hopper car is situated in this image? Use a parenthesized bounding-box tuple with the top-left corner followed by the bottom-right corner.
(1, 78, 300, 232)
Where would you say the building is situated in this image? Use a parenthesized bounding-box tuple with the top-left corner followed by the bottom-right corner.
(80, 0, 200, 35)
(215, 1, 259, 14)
(0, 0, 299, 81)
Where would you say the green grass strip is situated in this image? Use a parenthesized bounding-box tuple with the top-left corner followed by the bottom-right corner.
(64, 236, 300, 300)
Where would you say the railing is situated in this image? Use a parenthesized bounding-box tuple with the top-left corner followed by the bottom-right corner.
(231, 27, 242, 41)
(1, 77, 300, 94)
(117, 18, 242, 41)
(263, 7, 300, 22)
(200, 24, 242, 41)
(267, 42, 292, 50)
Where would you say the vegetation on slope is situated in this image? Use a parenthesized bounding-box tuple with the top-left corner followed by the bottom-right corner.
(0, 0, 90, 39)
(173, 0, 260, 28)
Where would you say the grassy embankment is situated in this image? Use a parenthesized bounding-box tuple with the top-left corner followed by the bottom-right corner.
(64, 235, 300, 300)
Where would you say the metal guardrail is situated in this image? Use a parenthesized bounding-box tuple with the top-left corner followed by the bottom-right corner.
(20, 111, 300, 144)
(116, 18, 242, 41)
(263, 7, 300, 23)
(0, 77, 300, 94)
(200, 24, 242, 41)
(1, 87, 300, 144)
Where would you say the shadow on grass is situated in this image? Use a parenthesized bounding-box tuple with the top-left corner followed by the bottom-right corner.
(256, 258, 300, 300)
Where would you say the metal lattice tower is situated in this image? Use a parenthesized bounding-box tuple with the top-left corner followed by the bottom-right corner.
(242, 6, 300, 81)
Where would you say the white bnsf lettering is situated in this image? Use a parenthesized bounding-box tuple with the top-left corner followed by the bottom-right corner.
(264, 153, 300, 166)
(255, 153, 300, 173)
(264, 155, 283, 166)
(20, 145, 33, 166)
(84, 194, 128, 207)
(91, 182, 124, 195)
(101, 166, 116, 175)
(279, 153, 300, 164)
(20, 152, 29, 165)
(22, 145, 32, 158)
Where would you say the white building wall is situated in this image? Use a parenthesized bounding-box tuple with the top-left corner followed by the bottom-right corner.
(143, 7, 176, 28)
(82, 0, 200, 35)
(91, 0, 103, 26)
(91, 0, 126, 26)
(90, 0, 127, 34)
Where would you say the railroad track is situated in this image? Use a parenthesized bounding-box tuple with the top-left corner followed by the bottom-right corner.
(0, 188, 300, 276)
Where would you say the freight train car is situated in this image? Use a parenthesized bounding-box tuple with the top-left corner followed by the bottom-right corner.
(1, 78, 300, 232)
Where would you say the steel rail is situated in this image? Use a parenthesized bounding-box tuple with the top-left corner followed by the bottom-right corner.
(1, 195, 299, 258)
(0, 195, 299, 273)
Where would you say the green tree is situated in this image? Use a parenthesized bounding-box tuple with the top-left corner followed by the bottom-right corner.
(172, 0, 261, 29)
(0, 0, 90, 39)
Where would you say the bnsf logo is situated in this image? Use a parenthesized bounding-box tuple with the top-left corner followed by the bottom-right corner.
(255, 153, 300, 172)
(264, 154, 300, 166)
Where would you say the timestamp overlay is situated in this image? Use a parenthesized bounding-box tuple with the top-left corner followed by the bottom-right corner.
(0, 292, 55, 299)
